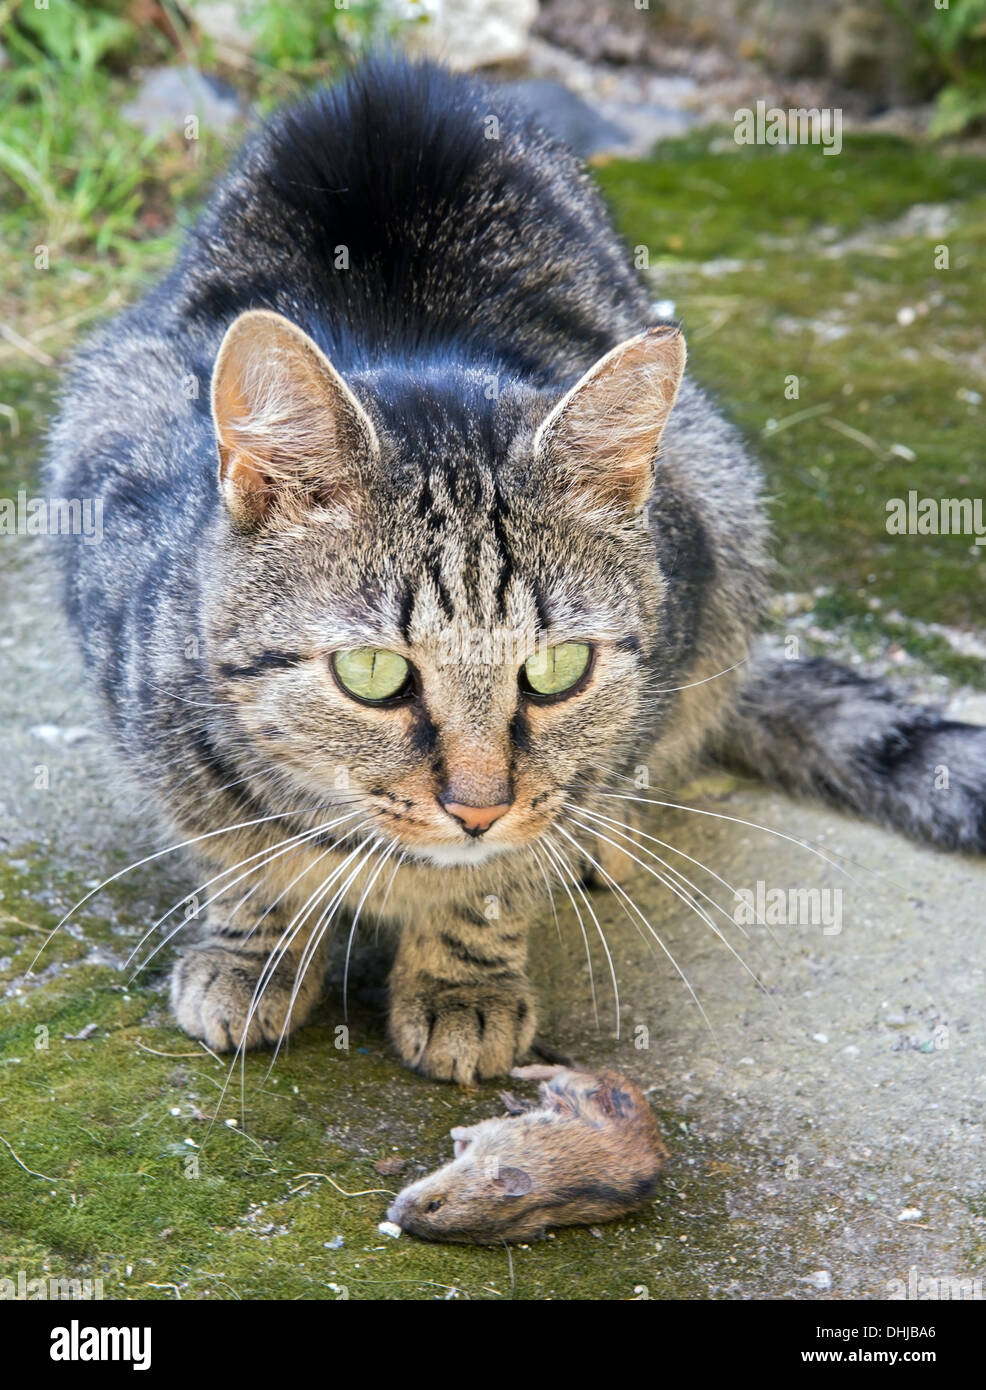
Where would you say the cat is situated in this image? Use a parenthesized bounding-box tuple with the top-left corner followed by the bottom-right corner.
(47, 58, 986, 1084)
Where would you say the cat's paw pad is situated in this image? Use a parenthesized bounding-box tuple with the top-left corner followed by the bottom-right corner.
(389, 979, 537, 1083)
(170, 946, 318, 1051)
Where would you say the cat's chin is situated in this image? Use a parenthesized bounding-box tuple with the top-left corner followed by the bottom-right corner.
(407, 839, 519, 869)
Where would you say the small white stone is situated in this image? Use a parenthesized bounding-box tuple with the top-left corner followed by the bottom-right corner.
(896, 306, 916, 326)
(29, 724, 62, 745)
(898, 1207, 923, 1221)
(802, 1270, 832, 1290)
(812, 1033, 829, 1044)
(377, 1220, 402, 1239)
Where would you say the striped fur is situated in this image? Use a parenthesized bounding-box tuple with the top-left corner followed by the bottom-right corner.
(47, 58, 984, 1083)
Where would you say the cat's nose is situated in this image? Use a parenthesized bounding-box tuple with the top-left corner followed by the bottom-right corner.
(440, 800, 513, 836)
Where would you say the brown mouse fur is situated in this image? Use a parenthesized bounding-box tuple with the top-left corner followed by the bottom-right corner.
(386, 1065, 669, 1243)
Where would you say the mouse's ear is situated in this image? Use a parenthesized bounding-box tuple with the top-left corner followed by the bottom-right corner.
(450, 1124, 483, 1158)
(491, 1166, 533, 1197)
(584, 1075, 642, 1123)
(498, 1089, 536, 1115)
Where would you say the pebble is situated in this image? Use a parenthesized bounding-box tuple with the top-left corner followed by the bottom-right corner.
(121, 66, 241, 138)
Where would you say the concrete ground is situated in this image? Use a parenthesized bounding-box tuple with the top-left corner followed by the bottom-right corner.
(1, 539, 984, 1300)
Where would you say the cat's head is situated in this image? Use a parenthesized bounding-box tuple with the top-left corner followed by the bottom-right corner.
(204, 310, 686, 867)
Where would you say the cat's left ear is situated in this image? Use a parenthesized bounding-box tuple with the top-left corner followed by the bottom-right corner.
(211, 309, 379, 527)
(533, 325, 685, 516)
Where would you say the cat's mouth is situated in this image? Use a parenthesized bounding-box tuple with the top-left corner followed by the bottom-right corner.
(366, 795, 560, 868)
(407, 838, 517, 868)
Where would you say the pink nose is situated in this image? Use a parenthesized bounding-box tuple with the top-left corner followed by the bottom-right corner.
(442, 802, 512, 836)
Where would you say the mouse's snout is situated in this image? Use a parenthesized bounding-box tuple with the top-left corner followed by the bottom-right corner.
(386, 1182, 451, 1237)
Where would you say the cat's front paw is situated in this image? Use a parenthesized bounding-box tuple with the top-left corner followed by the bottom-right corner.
(389, 976, 537, 1083)
(170, 945, 320, 1051)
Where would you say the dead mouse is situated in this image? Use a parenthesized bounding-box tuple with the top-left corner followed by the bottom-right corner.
(386, 1064, 669, 1244)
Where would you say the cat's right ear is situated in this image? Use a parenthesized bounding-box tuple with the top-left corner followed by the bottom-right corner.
(210, 309, 379, 527)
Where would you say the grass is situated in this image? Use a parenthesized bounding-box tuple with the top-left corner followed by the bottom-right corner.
(595, 132, 986, 641)
(0, 855, 776, 1301)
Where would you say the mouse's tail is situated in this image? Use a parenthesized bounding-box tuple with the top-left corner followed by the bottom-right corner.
(710, 654, 986, 853)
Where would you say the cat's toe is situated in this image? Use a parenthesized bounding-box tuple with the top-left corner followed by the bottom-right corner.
(389, 981, 537, 1083)
(170, 947, 314, 1051)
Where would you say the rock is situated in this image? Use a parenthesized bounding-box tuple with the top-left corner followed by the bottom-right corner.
(183, 2, 256, 63)
(496, 79, 630, 158)
(400, 0, 538, 70)
(29, 724, 62, 746)
(121, 66, 242, 138)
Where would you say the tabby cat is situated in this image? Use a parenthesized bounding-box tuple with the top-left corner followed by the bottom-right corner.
(49, 59, 986, 1083)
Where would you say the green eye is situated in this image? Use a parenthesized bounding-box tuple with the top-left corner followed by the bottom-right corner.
(332, 649, 411, 703)
(522, 642, 591, 698)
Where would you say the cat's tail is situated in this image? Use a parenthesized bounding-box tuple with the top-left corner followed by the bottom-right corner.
(710, 654, 986, 853)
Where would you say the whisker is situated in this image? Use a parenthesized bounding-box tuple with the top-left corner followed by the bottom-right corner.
(575, 758, 901, 889)
(566, 801, 783, 949)
(144, 682, 235, 710)
(342, 838, 398, 1022)
(536, 836, 600, 1032)
(372, 849, 406, 942)
(126, 810, 364, 974)
(645, 656, 749, 695)
(574, 788, 866, 890)
(209, 836, 376, 1131)
(541, 834, 620, 1035)
(266, 836, 391, 1078)
(550, 822, 718, 1043)
(28, 806, 336, 970)
(562, 813, 771, 1002)
(529, 843, 562, 943)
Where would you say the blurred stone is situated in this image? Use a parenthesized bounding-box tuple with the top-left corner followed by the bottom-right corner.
(182, 2, 256, 64)
(497, 78, 630, 157)
(401, 0, 538, 70)
(535, 0, 937, 106)
(121, 66, 242, 138)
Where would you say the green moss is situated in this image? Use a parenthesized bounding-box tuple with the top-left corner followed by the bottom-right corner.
(597, 133, 986, 630)
(0, 977, 805, 1300)
(806, 588, 986, 688)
